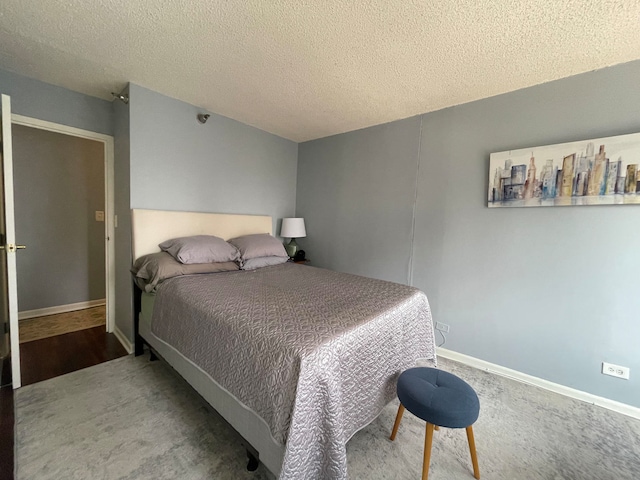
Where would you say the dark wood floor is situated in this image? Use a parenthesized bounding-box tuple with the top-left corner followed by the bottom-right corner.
(0, 366, 14, 480)
(20, 325, 128, 386)
(0, 326, 128, 480)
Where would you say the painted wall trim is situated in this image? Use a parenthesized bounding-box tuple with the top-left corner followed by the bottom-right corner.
(12, 113, 116, 334)
(19, 299, 106, 320)
(113, 325, 133, 354)
(437, 347, 640, 420)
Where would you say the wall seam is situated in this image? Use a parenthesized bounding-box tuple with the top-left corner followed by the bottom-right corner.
(408, 116, 423, 286)
(293, 142, 300, 216)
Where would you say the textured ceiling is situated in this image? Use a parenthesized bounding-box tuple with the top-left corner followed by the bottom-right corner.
(1, 1, 639, 142)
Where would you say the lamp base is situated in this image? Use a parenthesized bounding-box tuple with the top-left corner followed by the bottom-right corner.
(285, 238, 299, 258)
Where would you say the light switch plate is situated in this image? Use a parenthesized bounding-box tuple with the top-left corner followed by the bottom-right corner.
(95, 211, 105, 222)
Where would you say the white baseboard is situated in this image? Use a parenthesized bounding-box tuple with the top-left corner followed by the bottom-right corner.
(113, 325, 133, 354)
(19, 299, 106, 320)
(437, 347, 640, 421)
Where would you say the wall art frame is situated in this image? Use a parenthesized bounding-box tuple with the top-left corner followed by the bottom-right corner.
(488, 132, 640, 207)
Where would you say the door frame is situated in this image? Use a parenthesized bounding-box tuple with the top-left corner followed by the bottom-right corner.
(11, 114, 115, 335)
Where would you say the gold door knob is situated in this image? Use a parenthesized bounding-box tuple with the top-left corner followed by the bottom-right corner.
(4, 244, 26, 252)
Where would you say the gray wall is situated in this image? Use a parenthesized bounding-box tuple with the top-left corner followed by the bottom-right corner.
(297, 117, 422, 284)
(111, 83, 299, 341)
(13, 125, 105, 311)
(2, 71, 300, 346)
(297, 59, 640, 408)
(129, 84, 298, 235)
(113, 86, 133, 340)
(0, 68, 113, 135)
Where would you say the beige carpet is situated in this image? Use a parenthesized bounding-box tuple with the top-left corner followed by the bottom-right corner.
(18, 306, 105, 343)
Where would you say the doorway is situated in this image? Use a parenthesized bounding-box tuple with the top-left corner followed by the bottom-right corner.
(10, 114, 118, 386)
(14, 124, 105, 336)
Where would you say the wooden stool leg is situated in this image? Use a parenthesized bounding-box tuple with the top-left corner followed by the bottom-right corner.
(389, 404, 405, 441)
(465, 426, 480, 479)
(422, 423, 435, 480)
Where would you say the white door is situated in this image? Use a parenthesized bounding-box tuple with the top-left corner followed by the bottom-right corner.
(1, 94, 22, 388)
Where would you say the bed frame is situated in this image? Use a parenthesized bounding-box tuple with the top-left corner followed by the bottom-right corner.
(130, 208, 278, 474)
(131, 207, 272, 350)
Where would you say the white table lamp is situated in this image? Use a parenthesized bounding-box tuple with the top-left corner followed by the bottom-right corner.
(280, 218, 306, 258)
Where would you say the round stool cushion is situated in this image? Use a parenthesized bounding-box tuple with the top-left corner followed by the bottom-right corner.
(397, 367, 479, 428)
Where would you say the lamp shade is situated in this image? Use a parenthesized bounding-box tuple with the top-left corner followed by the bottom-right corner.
(280, 218, 306, 238)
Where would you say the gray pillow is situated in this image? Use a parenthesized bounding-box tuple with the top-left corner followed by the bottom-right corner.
(227, 234, 288, 261)
(159, 235, 239, 264)
(241, 256, 289, 271)
(131, 252, 238, 292)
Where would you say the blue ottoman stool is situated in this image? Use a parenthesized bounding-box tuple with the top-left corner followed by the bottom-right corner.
(390, 367, 480, 480)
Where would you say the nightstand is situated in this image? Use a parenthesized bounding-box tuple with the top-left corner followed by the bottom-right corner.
(292, 259, 310, 265)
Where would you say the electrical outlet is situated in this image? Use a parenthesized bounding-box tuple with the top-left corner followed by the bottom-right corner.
(602, 362, 630, 380)
(435, 322, 450, 333)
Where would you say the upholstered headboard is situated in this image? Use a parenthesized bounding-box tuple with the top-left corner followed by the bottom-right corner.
(131, 209, 272, 260)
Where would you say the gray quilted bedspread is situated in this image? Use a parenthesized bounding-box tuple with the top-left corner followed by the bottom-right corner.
(151, 263, 436, 480)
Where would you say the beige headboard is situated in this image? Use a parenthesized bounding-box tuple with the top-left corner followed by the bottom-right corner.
(131, 209, 272, 260)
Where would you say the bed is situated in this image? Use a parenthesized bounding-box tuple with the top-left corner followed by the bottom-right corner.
(131, 208, 436, 480)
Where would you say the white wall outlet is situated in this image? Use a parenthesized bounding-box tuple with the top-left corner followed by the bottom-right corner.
(435, 322, 450, 333)
(95, 210, 105, 222)
(602, 362, 630, 380)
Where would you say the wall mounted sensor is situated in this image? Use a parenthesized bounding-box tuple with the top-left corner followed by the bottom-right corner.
(197, 113, 210, 124)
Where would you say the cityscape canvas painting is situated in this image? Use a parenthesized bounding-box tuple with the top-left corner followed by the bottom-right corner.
(488, 132, 640, 207)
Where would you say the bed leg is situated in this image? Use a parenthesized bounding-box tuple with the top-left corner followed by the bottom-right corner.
(149, 349, 158, 362)
(246, 449, 259, 471)
(133, 283, 145, 357)
(134, 334, 145, 357)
